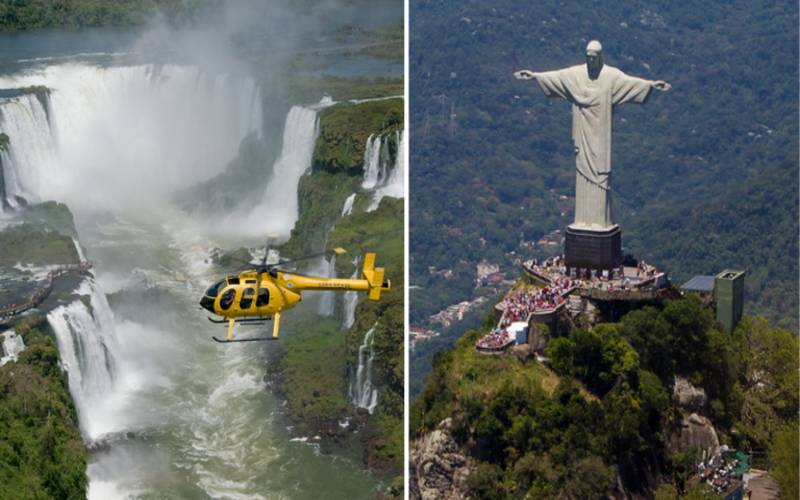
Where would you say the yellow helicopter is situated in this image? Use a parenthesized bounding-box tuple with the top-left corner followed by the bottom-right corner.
(199, 247, 390, 343)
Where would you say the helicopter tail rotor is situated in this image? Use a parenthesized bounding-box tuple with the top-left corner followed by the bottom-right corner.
(362, 253, 391, 301)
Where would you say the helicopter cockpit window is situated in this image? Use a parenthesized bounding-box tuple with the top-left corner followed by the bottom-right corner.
(204, 279, 224, 298)
(257, 287, 269, 307)
(239, 287, 255, 309)
(227, 276, 240, 285)
(219, 288, 236, 310)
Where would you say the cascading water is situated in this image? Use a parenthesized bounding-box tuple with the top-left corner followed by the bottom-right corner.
(316, 253, 336, 317)
(236, 105, 318, 240)
(0, 93, 56, 208)
(368, 130, 405, 211)
(360, 134, 382, 189)
(341, 193, 356, 216)
(47, 278, 119, 441)
(341, 258, 360, 330)
(349, 323, 378, 414)
(0, 64, 262, 212)
(1, 30, 388, 497)
(0, 330, 25, 366)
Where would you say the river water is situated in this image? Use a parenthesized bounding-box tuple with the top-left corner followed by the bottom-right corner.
(76, 216, 381, 499)
(0, 13, 398, 497)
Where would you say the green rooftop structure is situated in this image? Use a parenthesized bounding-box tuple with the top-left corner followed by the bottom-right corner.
(715, 269, 745, 334)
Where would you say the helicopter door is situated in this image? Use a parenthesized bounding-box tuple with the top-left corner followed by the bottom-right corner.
(239, 287, 256, 310)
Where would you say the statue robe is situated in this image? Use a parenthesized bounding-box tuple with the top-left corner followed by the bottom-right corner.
(534, 64, 653, 229)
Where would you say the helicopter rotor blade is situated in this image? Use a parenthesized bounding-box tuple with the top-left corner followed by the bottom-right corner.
(267, 247, 346, 269)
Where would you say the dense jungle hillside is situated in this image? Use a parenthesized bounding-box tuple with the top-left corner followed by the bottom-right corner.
(411, 298, 799, 498)
(409, 0, 799, 341)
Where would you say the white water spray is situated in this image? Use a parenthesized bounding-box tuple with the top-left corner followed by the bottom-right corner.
(47, 279, 120, 441)
(368, 130, 405, 211)
(360, 134, 382, 189)
(316, 254, 336, 317)
(0, 330, 25, 366)
(235, 105, 318, 240)
(349, 323, 378, 414)
(0, 64, 262, 212)
(341, 193, 356, 217)
(0, 93, 56, 207)
(342, 258, 360, 330)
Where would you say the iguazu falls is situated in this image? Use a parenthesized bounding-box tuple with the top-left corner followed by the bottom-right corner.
(0, 1, 404, 498)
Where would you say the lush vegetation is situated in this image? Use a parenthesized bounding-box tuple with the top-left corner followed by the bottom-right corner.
(409, 1, 799, 337)
(0, 223, 78, 267)
(0, 132, 8, 152)
(279, 170, 360, 259)
(275, 315, 353, 433)
(19, 201, 79, 239)
(410, 297, 499, 398)
(273, 196, 404, 480)
(0, 0, 208, 31)
(333, 197, 404, 473)
(287, 76, 403, 105)
(314, 98, 403, 176)
(0, 316, 87, 500)
(270, 96, 404, 484)
(412, 296, 799, 496)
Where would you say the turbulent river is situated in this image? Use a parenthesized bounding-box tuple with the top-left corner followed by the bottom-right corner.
(0, 31, 388, 497)
(76, 217, 381, 499)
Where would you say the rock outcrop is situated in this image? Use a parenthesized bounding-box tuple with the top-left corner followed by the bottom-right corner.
(672, 376, 708, 413)
(669, 412, 719, 456)
(410, 419, 472, 500)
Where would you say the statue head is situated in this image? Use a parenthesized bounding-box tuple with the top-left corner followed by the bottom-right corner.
(585, 40, 603, 77)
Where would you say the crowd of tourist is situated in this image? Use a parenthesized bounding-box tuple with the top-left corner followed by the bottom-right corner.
(476, 259, 575, 351)
(695, 446, 745, 495)
(523, 255, 661, 292)
(476, 327, 512, 350)
(0, 261, 92, 322)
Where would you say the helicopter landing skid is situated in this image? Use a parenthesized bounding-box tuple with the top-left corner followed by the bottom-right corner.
(212, 336, 279, 343)
(207, 316, 271, 324)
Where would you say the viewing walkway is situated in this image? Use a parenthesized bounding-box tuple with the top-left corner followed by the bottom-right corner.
(477, 257, 575, 353)
(476, 254, 673, 353)
(0, 261, 92, 323)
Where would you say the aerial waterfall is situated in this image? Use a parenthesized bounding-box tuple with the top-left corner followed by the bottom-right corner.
(47, 278, 120, 441)
(342, 258, 360, 329)
(238, 105, 318, 240)
(0, 64, 262, 212)
(341, 193, 356, 216)
(349, 324, 378, 414)
(360, 134, 382, 190)
(0, 330, 25, 366)
(0, 93, 56, 208)
(368, 130, 405, 211)
(316, 253, 336, 317)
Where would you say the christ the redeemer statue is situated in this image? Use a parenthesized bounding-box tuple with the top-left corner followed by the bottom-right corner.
(515, 40, 670, 231)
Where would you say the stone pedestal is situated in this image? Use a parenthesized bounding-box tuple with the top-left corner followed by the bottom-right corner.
(565, 224, 622, 273)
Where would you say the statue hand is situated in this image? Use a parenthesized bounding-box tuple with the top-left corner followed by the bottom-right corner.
(652, 80, 671, 91)
(514, 70, 537, 80)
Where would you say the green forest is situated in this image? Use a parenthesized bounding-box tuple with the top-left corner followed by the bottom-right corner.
(269, 98, 405, 490)
(412, 297, 799, 497)
(0, 0, 208, 31)
(409, 0, 799, 341)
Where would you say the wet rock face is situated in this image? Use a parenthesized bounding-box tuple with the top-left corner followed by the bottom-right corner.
(410, 419, 472, 500)
(673, 376, 708, 413)
(669, 412, 719, 456)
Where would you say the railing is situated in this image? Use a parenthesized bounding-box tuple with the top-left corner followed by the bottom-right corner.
(0, 261, 92, 321)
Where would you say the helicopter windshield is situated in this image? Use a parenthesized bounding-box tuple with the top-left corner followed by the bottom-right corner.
(204, 279, 225, 298)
